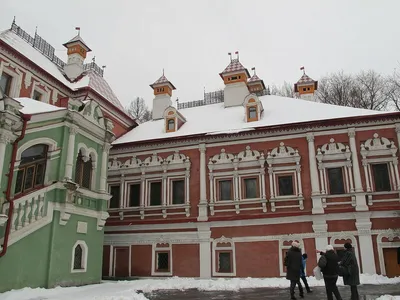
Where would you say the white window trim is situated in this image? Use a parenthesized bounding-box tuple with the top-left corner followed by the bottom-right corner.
(168, 176, 188, 206)
(0, 61, 22, 98)
(108, 184, 122, 209)
(151, 242, 173, 276)
(239, 174, 262, 201)
(146, 179, 163, 208)
(71, 240, 88, 273)
(279, 237, 304, 277)
(125, 181, 141, 208)
(77, 143, 98, 190)
(213, 176, 235, 202)
(360, 133, 399, 197)
(266, 142, 304, 211)
(212, 236, 236, 277)
(377, 230, 400, 276)
(329, 233, 360, 266)
(30, 81, 50, 103)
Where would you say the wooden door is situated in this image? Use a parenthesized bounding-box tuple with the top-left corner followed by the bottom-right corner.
(114, 247, 130, 278)
(383, 248, 400, 278)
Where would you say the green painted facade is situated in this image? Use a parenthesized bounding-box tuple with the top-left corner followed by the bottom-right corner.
(0, 96, 114, 292)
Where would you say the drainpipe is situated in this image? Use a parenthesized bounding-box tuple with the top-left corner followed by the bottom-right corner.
(0, 113, 31, 257)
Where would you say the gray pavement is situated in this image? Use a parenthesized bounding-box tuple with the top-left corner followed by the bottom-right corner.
(143, 284, 400, 300)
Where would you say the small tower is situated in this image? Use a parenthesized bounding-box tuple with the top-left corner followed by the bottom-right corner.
(219, 52, 250, 107)
(247, 67, 266, 94)
(294, 67, 318, 101)
(150, 72, 176, 120)
(62, 31, 91, 81)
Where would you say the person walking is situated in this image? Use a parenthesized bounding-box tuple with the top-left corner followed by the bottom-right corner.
(340, 242, 360, 300)
(317, 245, 343, 300)
(300, 253, 312, 293)
(284, 241, 304, 300)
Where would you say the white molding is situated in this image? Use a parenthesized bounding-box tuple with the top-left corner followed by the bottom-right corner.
(376, 229, 400, 276)
(279, 237, 305, 276)
(151, 242, 173, 276)
(16, 137, 58, 161)
(329, 233, 360, 265)
(70, 240, 88, 273)
(212, 236, 236, 277)
(0, 60, 23, 98)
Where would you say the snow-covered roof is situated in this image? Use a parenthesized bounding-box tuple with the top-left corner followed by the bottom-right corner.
(63, 34, 91, 51)
(219, 59, 250, 78)
(248, 74, 262, 83)
(0, 29, 124, 110)
(296, 73, 315, 85)
(150, 74, 176, 90)
(113, 95, 394, 145)
(16, 97, 66, 114)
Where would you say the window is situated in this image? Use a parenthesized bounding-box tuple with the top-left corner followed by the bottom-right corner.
(75, 150, 93, 189)
(0, 72, 12, 95)
(167, 119, 175, 132)
(302, 87, 306, 91)
(32, 90, 42, 101)
(156, 252, 169, 271)
(150, 181, 162, 206)
(218, 252, 232, 272)
(278, 175, 294, 196)
(327, 168, 345, 194)
(372, 163, 391, 192)
(243, 177, 257, 199)
(218, 179, 232, 200)
(129, 183, 141, 207)
(109, 185, 120, 209)
(73, 244, 83, 270)
(248, 106, 257, 120)
(230, 76, 238, 80)
(15, 144, 48, 194)
(172, 179, 185, 204)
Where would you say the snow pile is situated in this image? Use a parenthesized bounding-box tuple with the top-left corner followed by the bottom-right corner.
(1, 274, 400, 300)
(376, 296, 400, 300)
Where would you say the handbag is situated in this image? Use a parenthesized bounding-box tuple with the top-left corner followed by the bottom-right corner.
(338, 264, 351, 277)
(313, 266, 323, 280)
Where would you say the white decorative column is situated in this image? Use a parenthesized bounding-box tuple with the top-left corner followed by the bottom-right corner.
(198, 143, 208, 221)
(64, 125, 78, 180)
(348, 128, 368, 211)
(355, 212, 376, 274)
(395, 123, 400, 150)
(120, 174, 125, 208)
(312, 216, 328, 263)
(99, 143, 111, 193)
(197, 223, 211, 278)
(306, 133, 323, 214)
(0, 134, 10, 188)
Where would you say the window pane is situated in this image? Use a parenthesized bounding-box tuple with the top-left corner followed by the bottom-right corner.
(278, 176, 294, 196)
(15, 169, 25, 194)
(21, 144, 47, 165)
(219, 252, 231, 272)
(0, 73, 12, 95)
(129, 183, 141, 207)
(109, 185, 120, 208)
(24, 166, 35, 191)
(248, 107, 257, 119)
(157, 252, 169, 271)
(33, 90, 42, 101)
(327, 168, 345, 194)
(81, 159, 92, 189)
(75, 153, 83, 185)
(34, 162, 46, 186)
(219, 180, 232, 200)
(244, 178, 257, 199)
(73, 245, 83, 269)
(150, 182, 162, 206)
(167, 119, 175, 130)
(372, 164, 391, 191)
(172, 180, 185, 204)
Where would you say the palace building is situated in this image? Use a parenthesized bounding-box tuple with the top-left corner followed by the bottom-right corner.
(105, 54, 400, 279)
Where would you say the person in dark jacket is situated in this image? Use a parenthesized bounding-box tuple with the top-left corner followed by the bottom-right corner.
(340, 242, 360, 300)
(317, 245, 343, 300)
(284, 241, 304, 300)
(300, 253, 312, 293)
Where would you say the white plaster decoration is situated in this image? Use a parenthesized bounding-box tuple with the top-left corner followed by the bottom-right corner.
(80, 100, 106, 129)
(212, 236, 236, 277)
(312, 216, 329, 264)
(70, 240, 88, 273)
(0, 134, 11, 188)
(306, 133, 323, 214)
(355, 212, 376, 274)
(243, 94, 264, 122)
(119, 175, 125, 209)
(77, 142, 99, 189)
(151, 242, 173, 276)
(99, 143, 111, 193)
(108, 245, 114, 277)
(24, 70, 32, 89)
(77, 221, 88, 234)
(198, 223, 212, 278)
(279, 237, 304, 276)
(330, 233, 360, 266)
(65, 125, 78, 180)
(0, 60, 23, 98)
(51, 89, 58, 103)
(208, 146, 267, 215)
(377, 229, 400, 276)
(266, 142, 304, 212)
(30, 81, 50, 104)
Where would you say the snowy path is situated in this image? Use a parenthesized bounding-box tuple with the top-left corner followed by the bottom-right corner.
(1, 274, 399, 300)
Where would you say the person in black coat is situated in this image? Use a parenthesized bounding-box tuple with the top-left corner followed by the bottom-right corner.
(284, 241, 304, 300)
(340, 242, 360, 300)
(317, 245, 343, 300)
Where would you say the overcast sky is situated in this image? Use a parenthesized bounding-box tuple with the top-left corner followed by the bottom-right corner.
(2, 0, 400, 109)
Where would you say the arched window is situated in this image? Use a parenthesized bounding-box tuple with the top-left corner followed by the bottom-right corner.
(71, 240, 88, 273)
(15, 144, 48, 194)
(248, 106, 257, 120)
(167, 119, 175, 131)
(75, 150, 93, 189)
(73, 244, 83, 270)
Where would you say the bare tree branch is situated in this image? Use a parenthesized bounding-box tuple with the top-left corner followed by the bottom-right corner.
(270, 81, 294, 98)
(126, 97, 152, 123)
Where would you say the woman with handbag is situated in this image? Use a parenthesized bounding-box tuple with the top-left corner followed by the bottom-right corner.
(339, 243, 360, 300)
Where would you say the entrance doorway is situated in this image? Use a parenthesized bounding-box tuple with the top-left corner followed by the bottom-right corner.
(383, 248, 400, 278)
(113, 246, 130, 277)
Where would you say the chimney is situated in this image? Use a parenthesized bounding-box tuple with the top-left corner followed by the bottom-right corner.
(150, 72, 176, 120)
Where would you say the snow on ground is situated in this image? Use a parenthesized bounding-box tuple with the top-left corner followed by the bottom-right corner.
(376, 296, 400, 300)
(1, 274, 400, 300)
